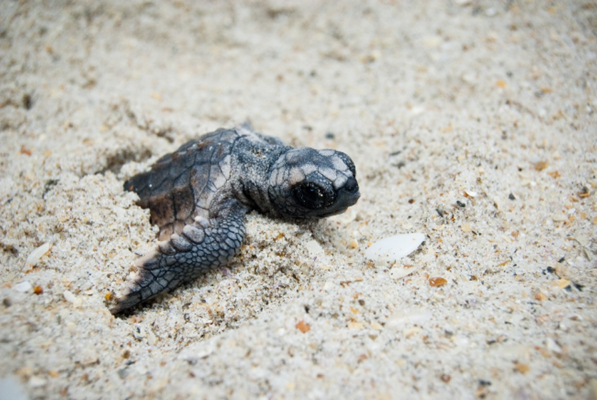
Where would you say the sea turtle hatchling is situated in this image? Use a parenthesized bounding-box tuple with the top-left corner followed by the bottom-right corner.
(110, 124, 360, 313)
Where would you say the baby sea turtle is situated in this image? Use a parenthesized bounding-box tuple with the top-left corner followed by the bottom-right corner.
(111, 124, 360, 313)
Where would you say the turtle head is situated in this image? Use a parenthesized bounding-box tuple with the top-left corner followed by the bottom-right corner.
(267, 148, 360, 219)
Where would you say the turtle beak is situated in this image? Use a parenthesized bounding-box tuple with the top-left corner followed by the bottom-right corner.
(338, 177, 360, 207)
(319, 181, 360, 218)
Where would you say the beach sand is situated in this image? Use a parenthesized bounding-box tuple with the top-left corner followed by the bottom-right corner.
(1, 1, 596, 399)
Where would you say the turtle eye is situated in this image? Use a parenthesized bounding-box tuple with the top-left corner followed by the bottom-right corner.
(293, 182, 326, 209)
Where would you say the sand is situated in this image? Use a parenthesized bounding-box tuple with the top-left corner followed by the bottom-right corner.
(0, 1, 596, 399)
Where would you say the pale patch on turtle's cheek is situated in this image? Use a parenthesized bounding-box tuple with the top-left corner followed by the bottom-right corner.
(288, 167, 305, 185)
(300, 163, 317, 176)
(267, 166, 281, 187)
(274, 167, 287, 186)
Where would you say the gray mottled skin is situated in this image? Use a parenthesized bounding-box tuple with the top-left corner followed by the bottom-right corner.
(111, 124, 359, 314)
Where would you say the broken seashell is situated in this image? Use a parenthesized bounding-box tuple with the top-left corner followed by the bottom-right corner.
(364, 233, 425, 262)
(24, 243, 52, 272)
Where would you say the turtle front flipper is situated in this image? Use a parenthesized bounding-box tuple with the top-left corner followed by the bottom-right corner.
(111, 200, 248, 314)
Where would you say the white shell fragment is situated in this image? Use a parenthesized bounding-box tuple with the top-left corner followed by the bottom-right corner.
(63, 290, 77, 302)
(390, 264, 423, 280)
(364, 233, 425, 262)
(63, 290, 82, 307)
(24, 243, 52, 272)
(14, 281, 32, 293)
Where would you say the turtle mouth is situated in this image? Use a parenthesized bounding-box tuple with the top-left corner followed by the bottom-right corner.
(319, 208, 349, 218)
(337, 187, 360, 207)
(317, 189, 360, 218)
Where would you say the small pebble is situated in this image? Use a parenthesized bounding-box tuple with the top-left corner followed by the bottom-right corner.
(370, 321, 382, 330)
(147, 330, 157, 346)
(578, 186, 590, 198)
(20, 145, 32, 156)
(133, 325, 147, 340)
(28, 376, 47, 388)
(573, 282, 584, 291)
(295, 321, 310, 333)
(77, 350, 99, 366)
(557, 279, 571, 289)
(429, 277, 448, 287)
(546, 338, 562, 353)
(552, 213, 567, 222)
(535, 291, 547, 301)
(117, 368, 129, 379)
(514, 363, 530, 374)
(348, 321, 363, 330)
(534, 161, 549, 171)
